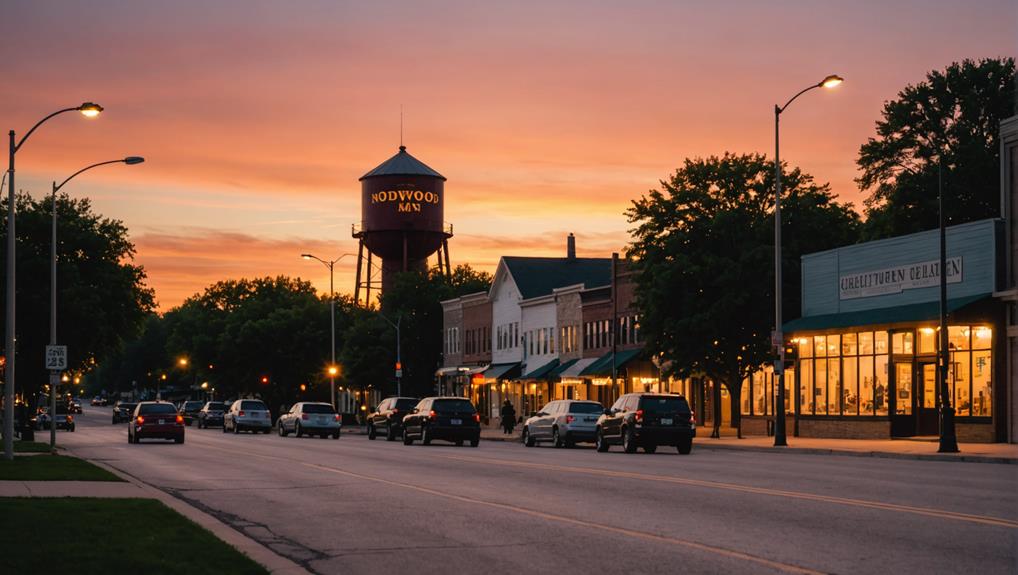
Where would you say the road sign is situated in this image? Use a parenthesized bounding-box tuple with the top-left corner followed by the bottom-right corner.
(45, 345, 67, 370)
(395, 369, 403, 378)
(49, 372, 60, 386)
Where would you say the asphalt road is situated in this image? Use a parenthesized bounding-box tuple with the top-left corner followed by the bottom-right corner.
(62, 407, 1018, 574)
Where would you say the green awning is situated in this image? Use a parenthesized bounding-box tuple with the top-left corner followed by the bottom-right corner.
(522, 359, 560, 380)
(580, 348, 644, 376)
(550, 358, 579, 377)
(782, 294, 991, 333)
(481, 363, 521, 381)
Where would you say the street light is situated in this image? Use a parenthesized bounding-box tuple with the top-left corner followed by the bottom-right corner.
(4, 101, 103, 461)
(47, 156, 144, 450)
(301, 252, 354, 410)
(379, 313, 402, 397)
(772, 75, 842, 448)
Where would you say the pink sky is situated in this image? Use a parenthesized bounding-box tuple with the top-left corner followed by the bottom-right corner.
(2, 1, 1015, 309)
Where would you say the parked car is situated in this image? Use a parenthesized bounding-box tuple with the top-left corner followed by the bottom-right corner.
(197, 401, 226, 428)
(34, 404, 75, 432)
(522, 399, 603, 448)
(178, 400, 205, 426)
(223, 399, 272, 434)
(67, 399, 82, 414)
(402, 397, 480, 447)
(128, 401, 184, 444)
(367, 396, 419, 441)
(277, 402, 341, 439)
(90, 396, 104, 406)
(112, 401, 137, 424)
(595, 393, 695, 454)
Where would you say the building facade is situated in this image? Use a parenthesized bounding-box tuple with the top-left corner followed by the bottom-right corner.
(776, 219, 1005, 442)
(999, 114, 1018, 443)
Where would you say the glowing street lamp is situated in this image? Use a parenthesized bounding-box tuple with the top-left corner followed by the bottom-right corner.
(302, 252, 354, 409)
(4, 101, 104, 461)
(773, 74, 842, 447)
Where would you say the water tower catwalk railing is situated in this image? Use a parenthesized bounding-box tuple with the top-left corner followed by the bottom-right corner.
(352, 222, 453, 307)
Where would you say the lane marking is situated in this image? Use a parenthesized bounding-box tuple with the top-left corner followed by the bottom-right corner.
(197, 442, 824, 575)
(437, 454, 1018, 529)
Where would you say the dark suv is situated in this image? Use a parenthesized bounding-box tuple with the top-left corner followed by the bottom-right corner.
(402, 397, 480, 447)
(178, 400, 205, 426)
(112, 401, 137, 424)
(367, 396, 419, 441)
(197, 401, 226, 428)
(595, 393, 695, 454)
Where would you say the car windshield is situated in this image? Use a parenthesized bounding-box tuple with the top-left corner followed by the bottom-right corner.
(639, 396, 690, 414)
(206, 402, 225, 410)
(55, 405, 69, 414)
(139, 403, 177, 415)
(240, 400, 267, 411)
(184, 401, 203, 410)
(432, 399, 475, 413)
(394, 398, 418, 410)
(568, 402, 604, 414)
(302, 403, 335, 414)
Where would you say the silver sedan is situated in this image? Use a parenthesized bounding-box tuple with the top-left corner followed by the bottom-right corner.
(277, 402, 341, 439)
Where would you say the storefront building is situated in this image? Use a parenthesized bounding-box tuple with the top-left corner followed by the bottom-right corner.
(998, 114, 1018, 443)
(776, 218, 1005, 442)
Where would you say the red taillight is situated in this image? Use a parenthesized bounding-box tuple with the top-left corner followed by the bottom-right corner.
(238, 410, 245, 417)
(66, 415, 74, 422)
(301, 413, 309, 420)
(333, 414, 341, 422)
(689, 413, 696, 424)
(429, 410, 437, 420)
(635, 409, 644, 422)
(565, 415, 574, 424)
(136, 416, 145, 425)
(473, 413, 480, 423)
(175, 415, 184, 424)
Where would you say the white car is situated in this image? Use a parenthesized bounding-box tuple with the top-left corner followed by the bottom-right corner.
(522, 399, 603, 447)
(277, 402, 341, 439)
(223, 399, 272, 434)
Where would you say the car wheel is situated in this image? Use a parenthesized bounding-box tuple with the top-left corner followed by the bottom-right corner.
(622, 426, 638, 453)
(470, 437, 480, 447)
(175, 436, 184, 444)
(386, 425, 396, 441)
(278, 422, 287, 437)
(367, 424, 376, 440)
(112, 418, 117, 425)
(595, 428, 609, 452)
(233, 423, 240, 434)
(69, 425, 75, 432)
(552, 427, 563, 448)
(222, 422, 228, 433)
(523, 427, 535, 447)
(422, 426, 432, 446)
(644, 443, 657, 454)
(677, 438, 693, 455)
(403, 429, 414, 445)
(295, 422, 304, 438)
(455, 439, 464, 446)
(127, 432, 132, 444)
(332, 431, 340, 439)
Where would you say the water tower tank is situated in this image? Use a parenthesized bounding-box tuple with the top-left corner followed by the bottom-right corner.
(353, 145, 453, 301)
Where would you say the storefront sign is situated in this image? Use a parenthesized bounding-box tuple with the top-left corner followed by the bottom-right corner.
(839, 257, 962, 300)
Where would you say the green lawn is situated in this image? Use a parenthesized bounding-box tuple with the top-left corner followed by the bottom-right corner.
(0, 454, 123, 481)
(13, 441, 51, 453)
(0, 498, 268, 575)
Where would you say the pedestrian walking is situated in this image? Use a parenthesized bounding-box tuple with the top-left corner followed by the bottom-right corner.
(500, 400, 516, 434)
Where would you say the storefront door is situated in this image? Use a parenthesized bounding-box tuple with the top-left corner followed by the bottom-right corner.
(890, 362, 914, 437)
(916, 362, 939, 435)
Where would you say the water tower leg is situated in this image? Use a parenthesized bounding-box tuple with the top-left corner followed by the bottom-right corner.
(436, 242, 445, 276)
(443, 239, 451, 277)
(366, 249, 373, 305)
(354, 240, 365, 306)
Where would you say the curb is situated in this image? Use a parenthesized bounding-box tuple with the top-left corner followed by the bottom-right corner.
(694, 442, 1017, 465)
(63, 447, 310, 575)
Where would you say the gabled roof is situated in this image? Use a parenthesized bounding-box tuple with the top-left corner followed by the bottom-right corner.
(360, 146, 446, 181)
(502, 256, 611, 300)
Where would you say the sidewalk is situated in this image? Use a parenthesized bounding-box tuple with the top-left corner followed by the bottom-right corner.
(694, 435, 1018, 464)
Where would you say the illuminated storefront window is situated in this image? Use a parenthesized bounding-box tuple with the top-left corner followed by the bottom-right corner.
(740, 365, 793, 416)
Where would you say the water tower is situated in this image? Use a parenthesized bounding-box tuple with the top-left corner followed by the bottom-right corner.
(353, 145, 452, 305)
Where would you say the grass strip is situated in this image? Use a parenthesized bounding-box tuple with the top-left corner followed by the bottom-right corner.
(0, 498, 268, 574)
(0, 454, 123, 481)
(13, 441, 51, 453)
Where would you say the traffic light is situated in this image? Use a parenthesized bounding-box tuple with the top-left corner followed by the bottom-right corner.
(299, 384, 307, 392)
(260, 376, 269, 385)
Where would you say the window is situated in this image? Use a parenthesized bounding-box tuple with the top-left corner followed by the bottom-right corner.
(800, 359, 813, 415)
(815, 359, 828, 415)
(892, 331, 914, 355)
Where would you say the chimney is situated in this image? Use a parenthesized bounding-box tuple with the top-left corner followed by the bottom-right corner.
(567, 233, 576, 259)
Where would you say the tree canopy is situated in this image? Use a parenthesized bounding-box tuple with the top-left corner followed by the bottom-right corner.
(626, 153, 859, 431)
(857, 57, 1016, 239)
(0, 192, 155, 403)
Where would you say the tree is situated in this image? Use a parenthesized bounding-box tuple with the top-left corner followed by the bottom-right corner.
(626, 154, 859, 436)
(857, 58, 1016, 239)
(0, 192, 155, 403)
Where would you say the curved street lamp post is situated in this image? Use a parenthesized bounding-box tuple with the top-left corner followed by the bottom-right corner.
(47, 156, 144, 449)
(302, 253, 355, 410)
(4, 102, 103, 461)
(773, 76, 842, 447)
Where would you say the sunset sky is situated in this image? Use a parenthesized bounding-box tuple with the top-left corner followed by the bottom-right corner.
(3, 1, 1015, 310)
